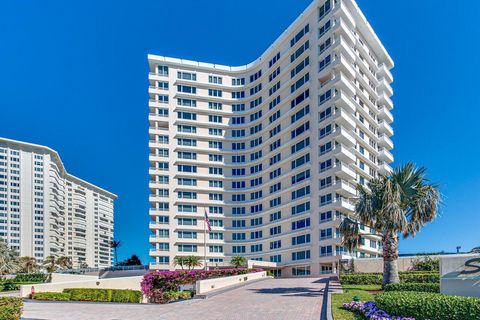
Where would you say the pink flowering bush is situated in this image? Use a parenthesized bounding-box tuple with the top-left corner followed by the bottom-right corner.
(141, 268, 263, 303)
(343, 301, 415, 320)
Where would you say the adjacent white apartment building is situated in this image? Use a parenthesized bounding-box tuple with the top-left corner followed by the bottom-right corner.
(0, 138, 117, 268)
(148, 0, 394, 276)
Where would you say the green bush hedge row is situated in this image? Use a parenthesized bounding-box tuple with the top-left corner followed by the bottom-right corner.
(32, 288, 142, 303)
(0, 281, 43, 292)
(384, 282, 440, 293)
(0, 297, 23, 320)
(11, 273, 48, 283)
(375, 291, 480, 320)
(64, 288, 142, 303)
(160, 291, 193, 303)
(32, 292, 71, 301)
(339, 272, 439, 285)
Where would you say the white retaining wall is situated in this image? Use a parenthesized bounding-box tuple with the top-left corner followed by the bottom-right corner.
(195, 271, 267, 295)
(20, 275, 143, 298)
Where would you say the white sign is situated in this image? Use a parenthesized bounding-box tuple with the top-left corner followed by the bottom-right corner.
(440, 254, 480, 298)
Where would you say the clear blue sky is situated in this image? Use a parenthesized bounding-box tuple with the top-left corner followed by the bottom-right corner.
(1, 0, 479, 263)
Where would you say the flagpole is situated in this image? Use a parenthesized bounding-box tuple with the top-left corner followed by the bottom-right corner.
(204, 209, 207, 271)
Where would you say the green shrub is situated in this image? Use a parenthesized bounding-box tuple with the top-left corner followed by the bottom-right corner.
(63, 288, 110, 302)
(375, 291, 480, 320)
(110, 289, 142, 303)
(13, 273, 48, 283)
(0, 282, 19, 292)
(339, 272, 439, 285)
(0, 297, 23, 320)
(411, 256, 440, 271)
(160, 290, 193, 303)
(32, 292, 71, 301)
(400, 272, 439, 284)
(384, 282, 440, 293)
(62, 288, 142, 303)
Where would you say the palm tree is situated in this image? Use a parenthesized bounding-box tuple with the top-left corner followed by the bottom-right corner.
(185, 256, 202, 270)
(42, 255, 58, 273)
(56, 256, 72, 269)
(0, 241, 19, 275)
(18, 256, 38, 273)
(230, 256, 247, 268)
(173, 256, 187, 270)
(110, 240, 122, 266)
(339, 163, 440, 287)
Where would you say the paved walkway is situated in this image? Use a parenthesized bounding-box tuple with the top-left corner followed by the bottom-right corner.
(22, 277, 332, 320)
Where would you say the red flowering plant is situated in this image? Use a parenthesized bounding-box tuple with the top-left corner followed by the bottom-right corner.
(141, 268, 263, 303)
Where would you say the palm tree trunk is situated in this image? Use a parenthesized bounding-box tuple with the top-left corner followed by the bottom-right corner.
(382, 232, 400, 287)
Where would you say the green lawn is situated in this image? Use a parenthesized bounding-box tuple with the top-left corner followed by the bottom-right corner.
(331, 285, 381, 320)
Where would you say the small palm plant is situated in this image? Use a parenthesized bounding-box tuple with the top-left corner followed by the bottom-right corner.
(57, 256, 72, 269)
(185, 256, 202, 270)
(42, 255, 58, 273)
(18, 256, 38, 273)
(339, 163, 440, 287)
(230, 256, 247, 268)
(173, 256, 187, 270)
(110, 240, 122, 266)
(0, 241, 19, 275)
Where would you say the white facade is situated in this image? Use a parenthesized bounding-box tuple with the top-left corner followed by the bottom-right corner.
(148, 0, 394, 276)
(0, 138, 117, 268)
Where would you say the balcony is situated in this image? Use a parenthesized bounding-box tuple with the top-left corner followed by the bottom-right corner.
(335, 197, 356, 214)
(332, 17, 356, 45)
(378, 162, 393, 176)
(377, 78, 393, 97)
(334, 179, 357, 197)
(333, 54, 356, 79)
(333, 108, 356, 130)
(377, 64, 393, 83)
(378, 134, 394, 150)
(378, 148, 394, 163)
(334, 162, 356, 181)
(378, 120, 394, 137)
(378, 92, 394, 110)
(333, 126, 356, 147)
(378, 106, 394, 123)
(332, 0, 356, 29)
(333, 145, 356, 164)
(332, 90, 356, 114)
(149, 235, 169, 243)
(332, 35, 356, 62)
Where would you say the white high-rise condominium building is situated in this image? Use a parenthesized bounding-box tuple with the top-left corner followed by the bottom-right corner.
(0, 138, 117, 268)
(148, 0, 394, 276)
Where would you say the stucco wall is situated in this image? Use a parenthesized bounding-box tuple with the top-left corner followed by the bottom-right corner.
(20, 276, 143, 298)
(50, 273, 99, 283)
(343, 254, 478, 274)
(195, 271, 267, 295)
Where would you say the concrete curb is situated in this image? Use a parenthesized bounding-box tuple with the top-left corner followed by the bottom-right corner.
(326, 291, 333, 320)
(194, 277, 271, 299)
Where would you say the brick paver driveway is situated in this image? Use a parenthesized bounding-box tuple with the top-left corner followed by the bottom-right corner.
(22, 277, 330, 320)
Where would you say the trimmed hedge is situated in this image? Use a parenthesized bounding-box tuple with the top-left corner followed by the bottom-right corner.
(384, 282, 440, 293)
(12, 273, 48, 283)
(160, 291, 193, 303)
(32, 292, 71, 301)
(110, 289, 143, 303)
(375, 291, 480, 320)
(0, 281, 43, 292)
(63, 288, 141, 303)
(64, 288, 110, 302)
(339, 272, 439, 285)
(0, 297, 23, 320)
